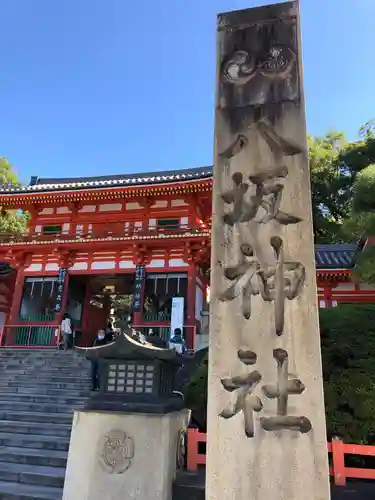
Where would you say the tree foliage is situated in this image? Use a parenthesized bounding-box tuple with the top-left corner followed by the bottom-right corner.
(309, 132, 351, 242)
(320, 304, 375, 444)
(0, 157, 28, 234)
(308, 121, 375, 244)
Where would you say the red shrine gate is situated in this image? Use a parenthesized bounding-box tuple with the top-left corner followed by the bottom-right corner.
(0, 168, 212, 349)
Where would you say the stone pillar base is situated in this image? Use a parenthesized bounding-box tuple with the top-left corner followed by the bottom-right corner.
(63, 409, 190, 500)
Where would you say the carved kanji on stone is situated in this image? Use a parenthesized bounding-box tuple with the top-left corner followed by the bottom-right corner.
(257, 236, 305, 335)
(221, 168, 301, 228)
(219, 237, 305, 328)
(219, 243, 259, 319)
(260, 348, 312, 433)
(220, 350, 263, 437)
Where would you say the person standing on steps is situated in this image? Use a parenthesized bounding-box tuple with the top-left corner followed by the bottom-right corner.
(60, 313, 72, 351)
(91, 329, 111, 391)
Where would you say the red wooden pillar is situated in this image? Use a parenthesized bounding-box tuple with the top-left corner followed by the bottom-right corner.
(186, 263, 197, 350)
(82, 283, 91, 332)
(331, 437, 346, 486)
(8, 266, 25, 324)
(323, 285, 332, 307)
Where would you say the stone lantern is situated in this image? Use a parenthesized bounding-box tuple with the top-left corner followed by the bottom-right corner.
(78, 330, 186, 414)
(63, 331, 191, 500)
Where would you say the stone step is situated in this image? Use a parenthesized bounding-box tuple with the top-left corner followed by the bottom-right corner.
(0, 461, 65, 488)
(0, 386, 88, 397)
(0, 420, 72, 438)
(2, 357, 88, 363)
(0, 381, 90, 390)
(0, 393, 86, 406)
(0, 480, 62, 500)
(0, 447, 67, 468)
(0, 410, 73, 425)
(173, 471, 205, 500)
(2, 359, 88, 366)
(0, 400, 84, 413)
(3, 368, 90, 377)
(0, 432, 70, 452)
(1, 375, 91, 384)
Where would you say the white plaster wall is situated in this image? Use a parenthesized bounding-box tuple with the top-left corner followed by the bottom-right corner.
(335, 282, 355, 291)
(119, 261, 136, 269)
(152, 200, 168, 208)
(169, 258, 187, 267)
(71, 262, 88, 271)
(56, 207, 71, 214)
(99, 203, 122, 212)
(171, 199, 188, 207)
(147, 259, 165, 268)
(80, 205, 96, 213)
(25, 263, 43, 272)
(39, 208, 54, 215)
(91, 261, 116, 270)
(45, 263, 59, 271)
(126, 202, 141, 210)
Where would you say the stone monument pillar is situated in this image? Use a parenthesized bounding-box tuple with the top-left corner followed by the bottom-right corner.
(63, 332, 190, 500)
(206, 2, 331, 500)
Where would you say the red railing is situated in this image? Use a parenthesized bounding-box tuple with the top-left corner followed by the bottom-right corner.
(0, 324, 61, 348)
(187, 429, 375, 486)
(0, 223, 210, 245)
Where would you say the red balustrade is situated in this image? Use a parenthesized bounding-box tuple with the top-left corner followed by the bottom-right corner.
(0, 223, 210, 245)
(187, 429, 375, 487)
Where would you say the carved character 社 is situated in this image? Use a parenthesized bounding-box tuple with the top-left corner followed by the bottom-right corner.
(220, 349, 312, 437)
(260, 349, 311, 433)
(220, 350, 262, 437)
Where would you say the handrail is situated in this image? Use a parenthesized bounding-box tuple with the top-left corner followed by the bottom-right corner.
(186, 429, 375, 486)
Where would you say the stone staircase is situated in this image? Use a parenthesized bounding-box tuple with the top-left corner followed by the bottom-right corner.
(0, 349, 91, 500)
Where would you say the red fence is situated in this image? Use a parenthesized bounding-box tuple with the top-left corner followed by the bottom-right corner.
(187, 429, 375, 487)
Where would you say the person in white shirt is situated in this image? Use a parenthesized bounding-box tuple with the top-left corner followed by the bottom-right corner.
(60, 313, 72, 351)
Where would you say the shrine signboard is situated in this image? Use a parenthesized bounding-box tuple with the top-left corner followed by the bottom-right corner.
(55, 268, 67, 313)
(206, 3, 331, 500)
(133, 265, 145, 313)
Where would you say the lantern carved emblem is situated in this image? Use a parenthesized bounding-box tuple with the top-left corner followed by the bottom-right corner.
(99, 430, 135, 474)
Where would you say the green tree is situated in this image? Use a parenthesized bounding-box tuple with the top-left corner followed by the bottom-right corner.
(309, 132, 351, 242)
(0, 157, 28, 233)
(309, 122, 375, 245)
(338, 122, 375, 283)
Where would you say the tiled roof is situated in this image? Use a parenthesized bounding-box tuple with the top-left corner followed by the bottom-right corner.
(315, 243, 359, 269)
(0, 166, 213, 194)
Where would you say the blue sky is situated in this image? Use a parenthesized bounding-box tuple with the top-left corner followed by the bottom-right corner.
(1, 0, 373, 183)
